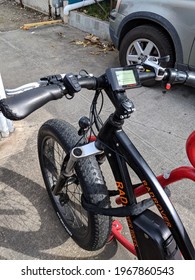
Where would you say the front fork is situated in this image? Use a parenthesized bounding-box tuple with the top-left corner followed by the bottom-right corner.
(52, 141, 103, 195)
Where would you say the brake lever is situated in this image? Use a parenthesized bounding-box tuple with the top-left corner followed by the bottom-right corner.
(40, 74, 66, 84)
(158, 55, 170, 63)
(142, 56, 167, 81)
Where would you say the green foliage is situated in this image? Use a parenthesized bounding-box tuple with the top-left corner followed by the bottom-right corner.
(78, 1, 111, 21)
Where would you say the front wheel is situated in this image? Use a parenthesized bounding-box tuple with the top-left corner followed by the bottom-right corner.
(38, 119, 111, 251)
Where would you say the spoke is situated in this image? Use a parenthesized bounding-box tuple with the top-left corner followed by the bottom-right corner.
(133, 41, 143, 56)
(53, 143, 64, 168)
(143, 41, 155, 56)
(43, 154, 58, 177)
(44, 137, 88, 231)
(127, 54, 140, 63)
(62, 183, 88, 228)
(68, 199, 88, 227)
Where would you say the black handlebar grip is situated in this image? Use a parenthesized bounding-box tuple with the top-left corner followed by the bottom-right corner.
(0, 84, 64, 120)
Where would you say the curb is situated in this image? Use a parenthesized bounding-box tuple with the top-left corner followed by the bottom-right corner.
(68, 11, 110, 41)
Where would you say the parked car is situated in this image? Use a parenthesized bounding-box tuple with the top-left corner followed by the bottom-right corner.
(109, 0, 195, 71)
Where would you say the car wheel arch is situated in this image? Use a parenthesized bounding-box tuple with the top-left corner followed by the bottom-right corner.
(117, 12, 183, 64)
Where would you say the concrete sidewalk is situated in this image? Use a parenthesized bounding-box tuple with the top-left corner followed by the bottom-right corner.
(0, 23, 195, 260)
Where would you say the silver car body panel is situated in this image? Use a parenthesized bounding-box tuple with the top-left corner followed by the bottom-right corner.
(110, 0, 195, 67)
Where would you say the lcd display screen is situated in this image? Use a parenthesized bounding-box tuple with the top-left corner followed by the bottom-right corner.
(106, 66, 141, 92)
(115, 69, 137, 87)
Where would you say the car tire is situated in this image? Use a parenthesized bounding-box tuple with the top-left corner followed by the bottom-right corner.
(119, 24, 175, 86)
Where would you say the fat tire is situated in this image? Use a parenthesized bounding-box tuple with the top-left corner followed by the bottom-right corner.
(38, 119, 111, 251)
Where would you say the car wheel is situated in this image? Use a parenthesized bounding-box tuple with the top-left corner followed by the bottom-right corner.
(119, 24, 175, 86)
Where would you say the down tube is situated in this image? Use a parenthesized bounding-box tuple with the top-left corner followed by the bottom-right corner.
(114, 129, 195, 260)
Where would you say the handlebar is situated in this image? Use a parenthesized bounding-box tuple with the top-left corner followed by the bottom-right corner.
(0, 84, 65, 120)
(0, 60, 195, 121)
(0, 74, 104, 121)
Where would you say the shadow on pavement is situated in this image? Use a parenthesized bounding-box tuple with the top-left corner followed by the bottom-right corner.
(0, 167, 118, 260)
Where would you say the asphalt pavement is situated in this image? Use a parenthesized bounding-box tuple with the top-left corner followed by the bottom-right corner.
(0, 22, 195, 260)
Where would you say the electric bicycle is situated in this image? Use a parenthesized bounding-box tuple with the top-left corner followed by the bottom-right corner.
(1, 57, 195, 259)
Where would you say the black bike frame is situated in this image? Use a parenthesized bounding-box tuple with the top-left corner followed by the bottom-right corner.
(97, 113, 195, 260)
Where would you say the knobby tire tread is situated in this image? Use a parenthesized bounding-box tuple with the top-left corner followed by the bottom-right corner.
(38, 119, 111, 251)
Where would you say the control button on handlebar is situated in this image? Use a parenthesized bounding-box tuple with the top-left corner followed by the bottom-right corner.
(63, 73, 81, 96)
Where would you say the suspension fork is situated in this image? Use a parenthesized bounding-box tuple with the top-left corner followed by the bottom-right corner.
(52, 141, 104, 195)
